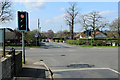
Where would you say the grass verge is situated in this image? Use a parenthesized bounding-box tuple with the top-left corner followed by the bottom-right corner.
(66, 43, 118, 47)
(5, 46, 42, 48)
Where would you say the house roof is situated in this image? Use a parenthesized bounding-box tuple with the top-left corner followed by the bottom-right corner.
(74, 32, 81, 38)
(0, 28, 14, 32)
(78, 31, 107, 38)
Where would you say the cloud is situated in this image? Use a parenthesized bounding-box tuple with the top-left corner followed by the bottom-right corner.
(14, 0, 45, 11)
(99, 10, 117, 16)
(13, 0, 119, 2)
(45, 14, 66, 24)
(24, 2, 45, 11)
(45, 19, 51, 23)
(60, 8, 65, 11)
(54, 14, 66, 21)
(13, 0, 44, 2)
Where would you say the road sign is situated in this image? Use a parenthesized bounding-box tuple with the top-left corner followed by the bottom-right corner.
(35, 32, 38, 38)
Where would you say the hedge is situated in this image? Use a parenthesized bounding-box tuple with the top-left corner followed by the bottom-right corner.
(66, 39, 119, 46)
(54, 40, 63, 43)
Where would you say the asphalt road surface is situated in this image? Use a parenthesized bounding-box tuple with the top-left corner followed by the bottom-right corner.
(25, 42, 119, 79)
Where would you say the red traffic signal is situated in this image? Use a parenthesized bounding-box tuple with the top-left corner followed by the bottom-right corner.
(89, 30, 92, 36)
(21, 14, 24, 18)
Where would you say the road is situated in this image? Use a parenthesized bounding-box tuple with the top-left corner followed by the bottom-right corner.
(25, 42, 119, 79)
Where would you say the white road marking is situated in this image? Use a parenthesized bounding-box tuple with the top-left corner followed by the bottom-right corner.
(30, 48, 36, 50)
(53, 68, 120, 75)
(33, 62, 41, 65)
(108, 68, 120, 75)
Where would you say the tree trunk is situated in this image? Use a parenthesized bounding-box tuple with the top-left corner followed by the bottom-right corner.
(93, 21, 96, 39)
(71, 18, 74, 40)
(71, 25, 74, 40)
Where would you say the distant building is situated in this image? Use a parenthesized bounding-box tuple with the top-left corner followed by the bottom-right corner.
(94, 32, 108, 38)
(75, 31, 108, 39)
(5, 28, 17, 39)
(0, 28, 22, 46)
(0, 28, 15, 40)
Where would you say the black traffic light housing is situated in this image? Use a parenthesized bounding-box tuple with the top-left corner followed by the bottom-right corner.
(87, 30, 92, 36)
(18, 11, 29, 31)
(88, 30, 91, 36)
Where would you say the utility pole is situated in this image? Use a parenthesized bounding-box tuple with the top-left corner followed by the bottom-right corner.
(38, 19, 41, 45)
(38, 19, 40, 31)
(61, 25, 62, 41)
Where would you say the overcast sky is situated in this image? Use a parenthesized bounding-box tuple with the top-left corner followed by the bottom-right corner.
(2, 1, 118, 33)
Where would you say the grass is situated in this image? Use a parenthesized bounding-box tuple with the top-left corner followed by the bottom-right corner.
(79, 45, 118, 47)
(5, 46, 42, 48)
(66, 43, 119, 47)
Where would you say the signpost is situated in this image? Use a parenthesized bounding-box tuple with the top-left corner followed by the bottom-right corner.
(0, 29, 5, 57)
(0, 30, 3, 43)
(35, 32, 38, 46)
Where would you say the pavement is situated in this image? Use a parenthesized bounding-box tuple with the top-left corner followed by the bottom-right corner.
(13, 60, 53, 80)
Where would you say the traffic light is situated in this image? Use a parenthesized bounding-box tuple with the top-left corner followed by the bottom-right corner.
(88, 30, 92, 36)
(18, 11, 28, 31)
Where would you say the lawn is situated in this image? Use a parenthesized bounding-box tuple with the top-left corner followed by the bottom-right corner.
(5, 46, 42, 48)
(66, 43, 119, 47)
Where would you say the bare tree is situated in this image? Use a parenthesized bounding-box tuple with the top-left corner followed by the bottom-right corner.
(79, 14, 89, 31)
(118, 17, 120, 38)
(80, 11, 108, 38)
(0, 0, 12, 24)
(65, 3, 79, 40)
(109, 18, 118, 31)
(46, 30, 54, 39)
(99, 19, 109, 31)
(109, 18, 119, 38)
(87, 11, 103, 38)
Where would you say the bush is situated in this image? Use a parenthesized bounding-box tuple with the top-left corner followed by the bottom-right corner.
(66, 38, 118, 46)
(92, 40, 106, 46)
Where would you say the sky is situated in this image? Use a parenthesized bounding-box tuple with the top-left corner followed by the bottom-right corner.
(1, 1, 118, 33)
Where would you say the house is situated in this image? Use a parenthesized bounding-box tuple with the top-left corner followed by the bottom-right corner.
(76, 31, 108, 39)
(74, 32, 85, 39)
(0, 28, 21, 40)
(0, 28, 22, 46)
(103, 30, 119, 38)
(5, 28, 17, 39)
(94, 31, 108, 38)
(0, 28, 15, 40)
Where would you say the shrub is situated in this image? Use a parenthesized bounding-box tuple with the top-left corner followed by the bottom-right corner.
(66, 38, 118, 46)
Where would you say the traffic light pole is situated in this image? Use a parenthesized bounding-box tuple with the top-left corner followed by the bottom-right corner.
(91, 29, 92, 46)
(3, 28, 5, 57)
(22, 31, 25, 64)
(18, 11, 28, 64)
